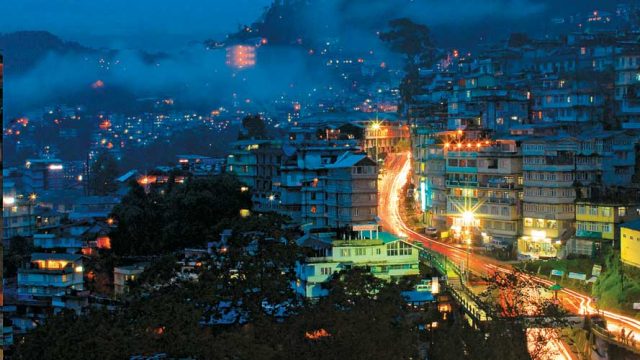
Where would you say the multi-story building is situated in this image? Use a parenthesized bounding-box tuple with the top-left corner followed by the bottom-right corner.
(622, 219, 640, 268)
(531, 77, 605, 124)
(23, 158, 65, 192)
(226, 139, 282, 210)
(176, 154, 225, 177)
(443, 136, 481, 239)
(412, 128, 447, 229)
(572, 200, 640, 256)
(476, 138, 524, 244)
(3, 181, 37, 239)
(519, 136, 577, 258)
(114, 264, 147, 295)
(295, 230, 419, 298)
(363, 120, 410, 162)
(447, 74, 528, 132)
(279, 145, 354, 228)
(615, 47, 640, 127)
(33, 234, 84, 254)
(325, 153, 378, 230)
(17, 253, 84, 299)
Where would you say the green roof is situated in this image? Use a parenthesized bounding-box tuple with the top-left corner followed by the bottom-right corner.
(331, 231, 406, 247)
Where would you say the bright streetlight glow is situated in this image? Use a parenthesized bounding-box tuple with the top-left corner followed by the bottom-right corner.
(462, 211, 475, 225)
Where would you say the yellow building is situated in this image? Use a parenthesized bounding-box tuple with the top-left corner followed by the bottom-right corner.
(572, 201, 640, 256)
(621, 220, 640, 268)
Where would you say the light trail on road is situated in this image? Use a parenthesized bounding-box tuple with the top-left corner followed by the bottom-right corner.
(379, 152, 640, 358)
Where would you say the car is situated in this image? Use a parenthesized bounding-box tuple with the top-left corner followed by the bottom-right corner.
(517, 253, 534, 261)
(425, 227, 439, 238)
(490, 239, 509, 249)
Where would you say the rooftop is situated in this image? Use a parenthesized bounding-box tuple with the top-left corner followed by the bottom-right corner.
(31, 253, 83, 262)
(621, 219, 640, 232)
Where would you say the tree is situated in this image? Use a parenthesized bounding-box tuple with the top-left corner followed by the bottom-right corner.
(479, 268, 569, 360)
(110, 174, 253, 256)
(88, 151, 119, 195)
(110, 181, 167, 255)
(380, 18, 437, 111)
(163, 174, 253, 250)
(239, 114, 268, 140)
(3, 236, 33, 278)
(282, 269, 419, 359)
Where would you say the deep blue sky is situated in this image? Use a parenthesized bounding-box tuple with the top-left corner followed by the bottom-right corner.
(1, 0, 271, 50)
(1, 0, 618, 51)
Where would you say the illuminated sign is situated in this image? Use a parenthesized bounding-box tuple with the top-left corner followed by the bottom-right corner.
(420, 181, 426, 211)
(550, 269, 564, 277)
(431, 276, 440, 294)
(568, 272, 587, 281)
(48, 164, 63, 170)
(531, 230, 547, 241)
(352, 224, 378, 232)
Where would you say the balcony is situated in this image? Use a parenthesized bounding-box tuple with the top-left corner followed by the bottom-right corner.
(523, 163, 575, 172)
(477, 182, 519, 190)
(445, 179, 478, 188)
(523, 180, 574, 188)
(523, 195, 575, 204)
(484, 197, 517, 205)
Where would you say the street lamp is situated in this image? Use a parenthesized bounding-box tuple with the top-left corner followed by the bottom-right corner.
(461, 210, 475, 281)
(466, 237, 471, 281)
(268, 194, 276, 209)
(370, 120, 382, 164)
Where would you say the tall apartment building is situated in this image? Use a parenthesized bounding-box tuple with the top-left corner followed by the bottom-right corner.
(226, 139, 282, 210)
(572, 199, 640, 256)
(279, 145, 349, 227)
(519, 136, 578, 258)
(325, 153, 378, 230)
(444, 142, 480, 234)
(531, 76, 605, 124)
(24, 158, 65, 192)
(279, 147, 377, 231)
(363, 121, 410, 161)
(412, 128, 447, 229)
(615, 47, 640, 127)
(3, 181, 37, 239)
(476, 138, 524, 244)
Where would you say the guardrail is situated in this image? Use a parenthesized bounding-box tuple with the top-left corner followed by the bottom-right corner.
(417, 245, 492, 326)
(591, 323, 640, 355)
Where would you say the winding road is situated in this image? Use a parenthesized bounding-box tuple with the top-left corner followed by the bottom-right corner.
(379, 152, 640, 358)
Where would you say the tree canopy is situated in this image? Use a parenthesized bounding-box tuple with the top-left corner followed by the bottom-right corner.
(88, 151, 119, 195)
(110, 174, 252, 255)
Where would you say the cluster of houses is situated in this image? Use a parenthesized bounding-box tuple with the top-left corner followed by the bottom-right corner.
(408, 29, 640, 261)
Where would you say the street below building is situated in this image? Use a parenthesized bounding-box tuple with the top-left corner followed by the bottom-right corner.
(379, 151, 640, 358)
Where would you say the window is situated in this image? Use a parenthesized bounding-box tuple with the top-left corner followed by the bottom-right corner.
(355, 248, 366, 256)
(376, 248, 382, 255)
(387, 241, 412, 256)
(320, 267, 332, 275)
(340, 249, 351, 257)
(619, 207, 627, 217)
